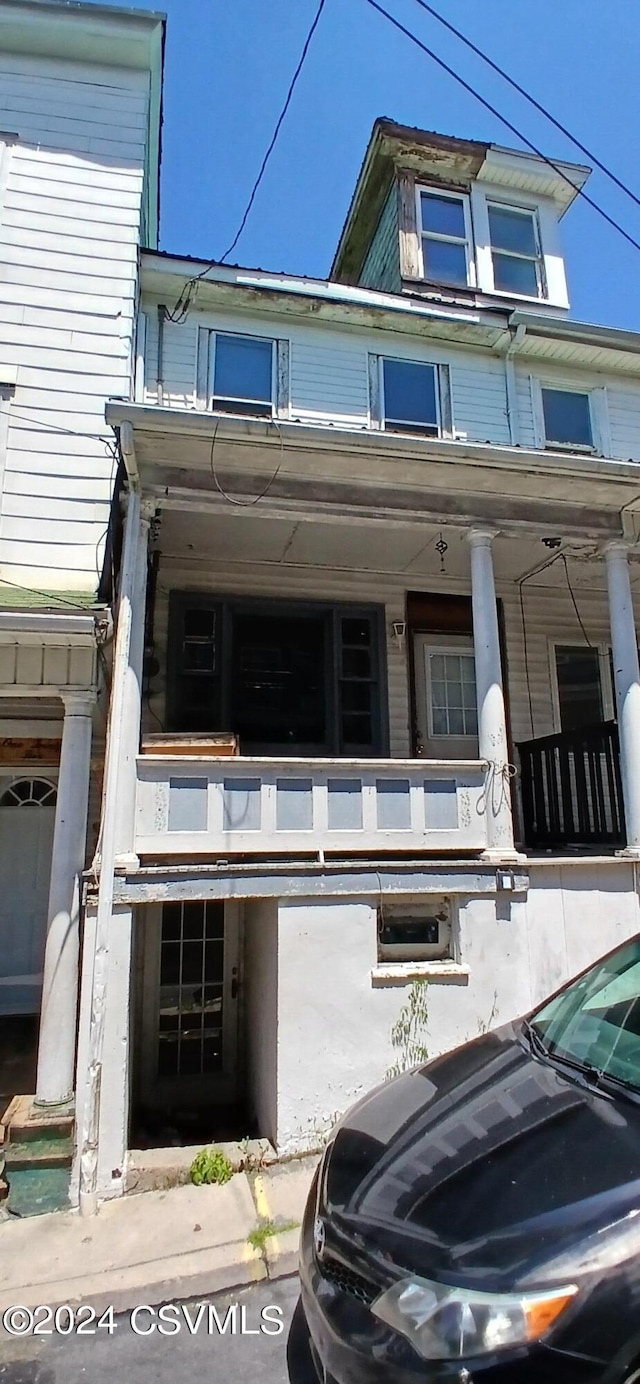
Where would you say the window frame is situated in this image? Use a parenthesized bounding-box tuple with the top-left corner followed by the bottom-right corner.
(532, 377, 609, 455)
(425, 642, 478, 742)
(377, 896, 454, 963)
(378, 355, 445, 436)
(549, 640, 615, 735)
(208, 330, 277, 418)
(487, 199, 546, 301)
(416, 185, 475, 290)
(540, 384, 595, 453)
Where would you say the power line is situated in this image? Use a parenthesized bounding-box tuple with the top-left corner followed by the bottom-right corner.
(409, 0, 640, 214)
(362, 0, 640, 257)
(167, 0, 327, 324)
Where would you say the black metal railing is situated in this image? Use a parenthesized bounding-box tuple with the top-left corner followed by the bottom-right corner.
(518, 720, 625, 849)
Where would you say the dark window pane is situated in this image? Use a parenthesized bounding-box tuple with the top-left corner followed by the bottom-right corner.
(342, 714, 373, 745)
(420, 192, 466, 238)
(341, 682, 372, 713)
(181, 941, 203, 985)
(203, 1036, 223, 1072)
(182, 902, 206, 940)
(422, 238, 468, 287)
(542, 389, 593, 448)
(158, 1035, 179, 1077)
(160, 943, 180, 986)
(492, 252, 539, 296)
(342, 648, 371, 679)
(184, 610, 215, 639)
(488, 206, 537, 256)
(162, 903, 182, 942)
(159, 1010, 179, 1032)
(555, 646, 604, 732)
(383, 359, 438, 430)
(182, 640, 215, 673)
(341, 618, 371, 647)
(205, 941, 224, 984)
(179, 1036, 203, 1076)
(205, 902, 225, 939)
(232, 613, 327, 750)
(214, 334, 272, 404)
(380, 915, 441, 947)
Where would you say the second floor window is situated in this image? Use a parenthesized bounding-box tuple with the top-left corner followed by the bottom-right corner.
(381, 357, 439, 434)
(488, 203, 544, 297)
(212, 333, 274, 417)
(542, 387, 593, 450)
(418, 189, 471, 288)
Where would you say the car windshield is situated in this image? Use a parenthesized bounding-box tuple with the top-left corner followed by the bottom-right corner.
(530, 935, 640, 1093)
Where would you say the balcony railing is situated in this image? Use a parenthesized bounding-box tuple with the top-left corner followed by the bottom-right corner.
(518, 720, 625, 849)
(134, 755, 489, 858)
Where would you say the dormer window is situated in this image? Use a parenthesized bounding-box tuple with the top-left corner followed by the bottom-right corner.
(487, 203, 544, 297)
(212, 332, 274, 417)
(418, 188, 472, 289)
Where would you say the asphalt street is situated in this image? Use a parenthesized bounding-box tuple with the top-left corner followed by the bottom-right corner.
(0, 1277, 313, 1384)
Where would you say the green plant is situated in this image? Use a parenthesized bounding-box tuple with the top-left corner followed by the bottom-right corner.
(189, 1146, 234, 1186)
(237, 1136, 270, 1172)
(386, 979, 430, 1079)
(247, 1217, 299, 1252)
(477, 988, 499, 1036)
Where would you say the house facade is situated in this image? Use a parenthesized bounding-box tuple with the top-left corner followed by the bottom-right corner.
(73, 120, 640, 1205)
(0, 0, 164, 1188)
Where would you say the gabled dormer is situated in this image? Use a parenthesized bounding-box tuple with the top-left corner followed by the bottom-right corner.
(330, 120, 590, 316)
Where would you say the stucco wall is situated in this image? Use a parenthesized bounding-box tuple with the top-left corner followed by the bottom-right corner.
(273, 864, 640, 1155)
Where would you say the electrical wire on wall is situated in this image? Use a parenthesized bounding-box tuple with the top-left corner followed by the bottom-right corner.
(208, 416, 286, 507)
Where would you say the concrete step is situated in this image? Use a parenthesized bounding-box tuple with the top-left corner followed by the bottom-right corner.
(4, 1136, 73, 1172)
(2, 1094, 74, 1144)
(5, 1166, 71, 1217)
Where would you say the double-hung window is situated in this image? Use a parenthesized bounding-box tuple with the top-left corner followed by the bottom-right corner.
(418, 188, 471, 289)
(541, 387, 594, 451)
(380, 357, 441, 435)
(211, 332, 275, 417)
(488, 203, 544, 297)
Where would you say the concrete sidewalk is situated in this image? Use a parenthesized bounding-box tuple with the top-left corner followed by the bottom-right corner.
(0, 1157, 318, 1321)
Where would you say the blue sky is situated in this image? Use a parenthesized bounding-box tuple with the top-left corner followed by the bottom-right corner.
(140, 0, 639, 329)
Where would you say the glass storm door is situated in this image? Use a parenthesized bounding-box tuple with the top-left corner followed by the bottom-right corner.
(139, 900, 240, 1110)
(413, 634, 479, 759)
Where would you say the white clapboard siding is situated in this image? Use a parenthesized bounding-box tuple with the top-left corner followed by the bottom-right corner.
(515, 370, 536, 448)
(143, 315, 198, 409)
(289, 337, 370, 425)
(608, 387, 640, 462)
(450, 359, 510, 443)
(0, 51, 150, 593)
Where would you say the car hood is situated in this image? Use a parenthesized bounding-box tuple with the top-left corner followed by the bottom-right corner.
(324, 1024, 640, 1288)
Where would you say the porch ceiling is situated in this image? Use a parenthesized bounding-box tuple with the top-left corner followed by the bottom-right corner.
(157, 507, 613, 588)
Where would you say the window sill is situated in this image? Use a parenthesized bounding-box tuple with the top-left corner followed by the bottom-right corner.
(371, 961, 470, 987)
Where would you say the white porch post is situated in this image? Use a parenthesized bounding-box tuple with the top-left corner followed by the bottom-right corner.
(467, 528, 517, 858)
(605, 541, 640, 854)
(35, 691, 95, 1107)
(114, 508, 150, 864)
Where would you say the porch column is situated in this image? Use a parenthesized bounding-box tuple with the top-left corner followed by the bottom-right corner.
(114, 506, 151, 864)
(35, 690, 96, 1107)
(605, 541, 640, 853)
(467, 528, 516, 858)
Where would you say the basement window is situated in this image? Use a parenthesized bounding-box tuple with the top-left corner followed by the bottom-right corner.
(377, 898, 452, 962)
(541, 388, 594, 450)
(211, 332, 274, 417)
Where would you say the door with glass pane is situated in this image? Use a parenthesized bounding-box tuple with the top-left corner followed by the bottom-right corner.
(414, 634, 479, 759)
(139, 900, 240, 1109)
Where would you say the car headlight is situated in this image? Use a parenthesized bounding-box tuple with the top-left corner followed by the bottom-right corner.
(371, 1275, 578, 1361)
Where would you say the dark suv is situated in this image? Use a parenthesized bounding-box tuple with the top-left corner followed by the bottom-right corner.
(297, 932, 640, 1383)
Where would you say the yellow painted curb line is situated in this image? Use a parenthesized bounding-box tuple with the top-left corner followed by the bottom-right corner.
(253, 1174, 281, 1263)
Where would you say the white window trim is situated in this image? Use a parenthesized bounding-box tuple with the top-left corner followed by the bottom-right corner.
(416, 184, 476, 289)
(531, 377, 610, 455)
(425, 642, 478, 741)
(486, 198, 546, 301)
(549, 639, 615, 734)
(376, 896, 456, 965)
(373, 355, 453, 437)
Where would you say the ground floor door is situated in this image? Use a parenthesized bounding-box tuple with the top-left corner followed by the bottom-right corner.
(413, 632, 479, 760)
(0, 778, 57, 1016)
(138, 900, 241, 1115)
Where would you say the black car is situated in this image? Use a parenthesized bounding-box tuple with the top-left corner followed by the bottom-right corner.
(296, 932, 640, 1383)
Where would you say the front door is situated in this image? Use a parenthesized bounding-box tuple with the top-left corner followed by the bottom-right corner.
(413, 634, 479, 759)
(0, 778, 57, 1016)
(139, 900, 240, 1112)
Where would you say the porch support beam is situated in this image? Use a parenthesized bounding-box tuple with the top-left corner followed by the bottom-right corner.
(35, 690, 95, 1108)
(605, 541, 640, 854)
(467, 528, 518, 860)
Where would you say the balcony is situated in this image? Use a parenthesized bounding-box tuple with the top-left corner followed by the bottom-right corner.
(518, 720, 625, 850)
(134, 753, 489, 858)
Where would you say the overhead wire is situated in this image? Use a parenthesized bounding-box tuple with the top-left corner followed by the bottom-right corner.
(362, 0, 640, 257)
(408, 0, 640, 214)
(166, 0, 327, 324)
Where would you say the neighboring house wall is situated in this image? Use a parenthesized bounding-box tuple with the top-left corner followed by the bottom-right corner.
(358, 185, 402, 294)
(244, 899, 279, 1144)
(140, 301, 640, 458)
(0, 53, 150, 594)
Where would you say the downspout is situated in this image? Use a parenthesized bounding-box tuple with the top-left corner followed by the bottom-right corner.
(78, 432, 141, 1216)
(504, 323, 526, 445)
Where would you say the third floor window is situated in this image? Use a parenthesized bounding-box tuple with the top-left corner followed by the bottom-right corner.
(418, 189, 472, 289)
(487, 203, 544, 297)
